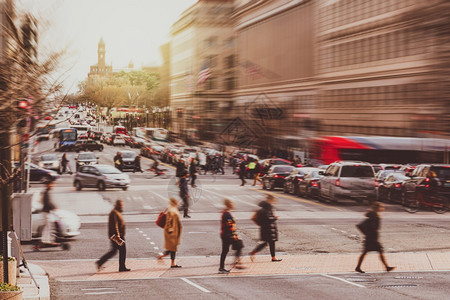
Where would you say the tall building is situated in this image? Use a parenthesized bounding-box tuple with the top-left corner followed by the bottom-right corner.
(169, 0, 235, 141)
(169, 0, 449, 153)
(88, 37, 113, 78)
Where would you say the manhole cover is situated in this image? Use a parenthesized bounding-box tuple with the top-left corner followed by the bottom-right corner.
(377, 284, 418, 288)
(394, 276, 423, 279)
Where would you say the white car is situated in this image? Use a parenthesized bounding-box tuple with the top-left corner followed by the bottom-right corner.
(38, 154, 60, 171)
(32, 201, 81, 238)
(113, 137, 126, 146)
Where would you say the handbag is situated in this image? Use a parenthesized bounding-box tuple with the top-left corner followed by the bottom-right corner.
(156, 211, 167, 228)
(356, 218, 370, 235)
(232, 239, 244, 251)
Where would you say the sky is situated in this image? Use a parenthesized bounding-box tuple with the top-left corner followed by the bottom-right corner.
(16, 0, 197, 94)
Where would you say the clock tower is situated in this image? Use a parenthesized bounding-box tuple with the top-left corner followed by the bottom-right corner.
(98, 37, 106, 68)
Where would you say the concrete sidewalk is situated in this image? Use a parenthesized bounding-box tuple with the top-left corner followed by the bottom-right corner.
(17, 263, 50, 300)
(20, 251, 450, 288)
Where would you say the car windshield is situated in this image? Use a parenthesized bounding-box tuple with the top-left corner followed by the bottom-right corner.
(273, 160, 291, 165)
(96, 165, 121, 174)
(392, 173, 409, 180)
(273, 166, 293, 173)
(78, 153, 96, 160)
(42, 154, 57, 161)
(122, 152, 136, 159)
(340, 166, 374, 178)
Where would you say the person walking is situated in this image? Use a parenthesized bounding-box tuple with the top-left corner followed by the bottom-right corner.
(189, 158, 198, 188)
(239, 159, 247, 186)
(249, 194, 282, 262)
(114, 152, 123, 171)
(60, 153, 71, 174)
(158, 198, 183, 268)
(41, 180, 58, 246)
(133, 154, 143, 173)
(355, 201, 395, 273)
(252, 162, 262, 186)
(219, 199, 245, 273)
(179, 171, 191, 218)
(96, 199, 130, 272)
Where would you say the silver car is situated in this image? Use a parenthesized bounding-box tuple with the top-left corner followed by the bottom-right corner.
(319, 161, 376, 204)
(74, 164, 130, 191)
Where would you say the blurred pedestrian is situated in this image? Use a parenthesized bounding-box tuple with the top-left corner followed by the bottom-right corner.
(158, 198, 183, 268)
(60, 153, 71, 174)
(239, 159, 247, 186)
(114, 152, 123, 171)
(189, 158, 197, 188)
(252, 162, 262, 186)
(96, 199, 130, 272)
(219, 199, 245, 274)
(179, 171, 191, 218)
(249, 194, 282, 262)
(41, 180, 58, 246)
(133, 154, 143, 173)
(355, 201, 395, 273)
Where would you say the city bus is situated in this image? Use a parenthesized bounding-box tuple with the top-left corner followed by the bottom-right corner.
(308, 136, 450, 165)
(145, 127, 168, 141)
(54, 128, 77, 151)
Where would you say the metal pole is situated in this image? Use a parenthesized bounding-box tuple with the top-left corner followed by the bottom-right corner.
(1, 132, 11, 283)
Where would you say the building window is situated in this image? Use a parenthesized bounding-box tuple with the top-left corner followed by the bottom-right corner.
(206, 77, 216, 90)
(225, 77, 234, 90)
(225, 55, 234, 69)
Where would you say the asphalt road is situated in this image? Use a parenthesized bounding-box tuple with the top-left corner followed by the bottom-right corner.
(22, 123, 450, 299)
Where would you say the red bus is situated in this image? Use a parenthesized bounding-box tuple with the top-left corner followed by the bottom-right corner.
(309, 136, 450, 165)
(113, 126, 127, 135)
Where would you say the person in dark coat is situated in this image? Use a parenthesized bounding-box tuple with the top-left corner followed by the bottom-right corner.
(96, 199, 130, 272)
(189, 158, 198, 187)
(249, 194, 282, 262)
(179, 171, 191, 218)
(114, 152, 123, 171)
(41, 180, 58, 245)
(239, 159, 247, 186)
(61, 153, 70, 174)
(219, 199, 245, 273)
(133, 154, 143, 173)
(355, 202, 395, 273)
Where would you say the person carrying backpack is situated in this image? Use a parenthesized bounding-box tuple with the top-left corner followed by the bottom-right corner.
(249, 194, 282, 262)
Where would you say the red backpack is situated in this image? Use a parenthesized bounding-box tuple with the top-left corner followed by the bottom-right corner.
(156, 211, 167, 228)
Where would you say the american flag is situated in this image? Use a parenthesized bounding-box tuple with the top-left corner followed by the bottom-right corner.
(197, 67, 212, 85)
(242, 60, 263, 80)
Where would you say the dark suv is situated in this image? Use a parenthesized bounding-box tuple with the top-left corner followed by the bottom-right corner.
(402, 164, 450, 202)
(74, 140, 104, 152)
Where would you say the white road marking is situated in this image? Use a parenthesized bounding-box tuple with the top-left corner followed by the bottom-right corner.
(150, 242, 155, 245)
(181, 278, 211, 293)
(82, 288, 115, 291)
(153, 247, 159, 250)
(84, 291, 122, 295)
(321, 274, 366, 288)
(188, 232, 207, 234)
(146, 237, 151, 240)
(143, 205, 153, 210)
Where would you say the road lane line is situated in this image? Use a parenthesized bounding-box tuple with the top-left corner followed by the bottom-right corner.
(84, 291, 122, 295)
(202, 188, 257, 207)
(321, 274, 365, 288)
(251, 189, 342, 211)
(181, 278, 211, 293)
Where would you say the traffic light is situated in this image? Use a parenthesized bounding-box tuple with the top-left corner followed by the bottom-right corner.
(17, 99, 30, 110)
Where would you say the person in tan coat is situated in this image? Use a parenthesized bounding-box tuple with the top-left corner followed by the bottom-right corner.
(158, 198, 183, 268)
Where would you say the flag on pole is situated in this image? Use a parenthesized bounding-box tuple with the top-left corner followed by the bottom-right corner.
(197, 65, 212, 85)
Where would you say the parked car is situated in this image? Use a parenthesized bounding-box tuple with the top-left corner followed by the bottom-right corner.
(377, 172, 410, 203)
(298, 168, 325, 199)
(120, 150, 138, 171)
(75, 152, 98, 171)
(74, 140, 104, 152)
(37, 154, 60, 171)
(73, 164, 130, 191)
(283, 167, 319, 195)
(319, 161, 376, 204)
(262, 165, 295, 190)
(14, 162, 59, 183)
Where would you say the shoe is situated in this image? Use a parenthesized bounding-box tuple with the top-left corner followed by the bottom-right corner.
(218, 268, 230, 274)
(170, 265, 182, 268)
(271, 258, 282, 262)
(235, 264, 246, 270)
(119, 268, 131, 272)
(95, 261, 102, 271)
(355, 267, 365, 273)
(386, 266, 396, 272)
(184, 215, 191, 218)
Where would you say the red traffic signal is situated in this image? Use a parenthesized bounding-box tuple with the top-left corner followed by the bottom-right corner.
(17, 99, 30, 109)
